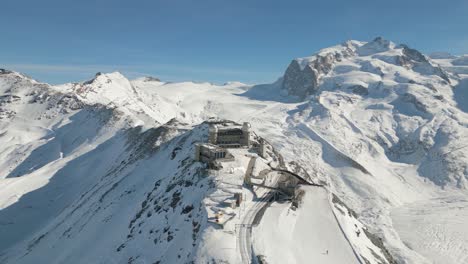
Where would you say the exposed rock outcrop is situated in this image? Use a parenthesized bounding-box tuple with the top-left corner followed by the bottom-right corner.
(282, 60, 319, 99)
(0, 69, 13, 75)
(282, 42, 356, 99)
(397, 44, 451, 83)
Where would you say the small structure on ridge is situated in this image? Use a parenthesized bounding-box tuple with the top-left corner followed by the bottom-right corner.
(208, 122, 251, 148)
(194, 121, 267, 169)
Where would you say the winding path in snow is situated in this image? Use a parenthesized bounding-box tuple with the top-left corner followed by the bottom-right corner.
(238, 157, 258, 264)
(237, 156, 278, 264)
(238, 191, 273, 264)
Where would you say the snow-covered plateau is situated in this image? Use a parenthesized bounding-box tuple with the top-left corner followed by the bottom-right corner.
(1, 37, 467, 264)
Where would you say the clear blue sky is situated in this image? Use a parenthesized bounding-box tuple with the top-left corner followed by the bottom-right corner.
(1, 0, 467, 84)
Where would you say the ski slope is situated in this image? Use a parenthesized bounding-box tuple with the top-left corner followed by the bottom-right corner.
(253, 186, 359, 264)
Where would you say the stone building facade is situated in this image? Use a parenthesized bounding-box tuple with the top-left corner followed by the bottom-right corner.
(208, 122, 251, 148)
(194, 121, 267, 169)
(194, 143, 229, 163)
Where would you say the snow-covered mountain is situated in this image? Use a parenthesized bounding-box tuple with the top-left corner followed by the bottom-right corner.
(1, 37, 468, 264)
(281, 37, 467, 188)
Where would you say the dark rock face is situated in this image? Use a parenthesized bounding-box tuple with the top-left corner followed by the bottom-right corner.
(349, 85, 368, 96)
(144, 76, 161, 82)
(282, 60, 319, 99)
(282, 44, 355, 100)
(401, 44, 428, 63)
(401, 93, 427, 113)
(0, 69, 13, 75)
(397, 45, 451, 83)
(310, 52, 343, 74)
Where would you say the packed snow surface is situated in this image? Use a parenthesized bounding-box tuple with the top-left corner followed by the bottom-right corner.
(392, 194, 468, 264)
(254, 186, 359, 264)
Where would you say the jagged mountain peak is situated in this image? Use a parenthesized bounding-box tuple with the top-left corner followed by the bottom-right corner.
(282, 37, 452, 99)
(294, 37, 397, 70)
(141, 76, 162, 82)
(54, 71, 134, 102)
(0, 68, 42, 85)
(81, 71, 128, 86)
(0, 68, 13, 75)
(357, 36, 395, 56)
(294, 41, 358, 71)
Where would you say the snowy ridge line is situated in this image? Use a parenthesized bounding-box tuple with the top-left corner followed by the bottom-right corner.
(239, 163, 277, 263)
(249, 194, 274, 264)
(297, 123, 372, 175)
(326, 188, 364, 264)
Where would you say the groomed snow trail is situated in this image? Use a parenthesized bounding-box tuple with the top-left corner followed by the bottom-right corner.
(253, 186, 360, 264)
(238, 191, 273, 264)
(237, 156, 276, 264)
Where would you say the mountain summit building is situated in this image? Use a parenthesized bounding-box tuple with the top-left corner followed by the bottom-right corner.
(208, 122, 251, 148)
(194, 121, 267, 168)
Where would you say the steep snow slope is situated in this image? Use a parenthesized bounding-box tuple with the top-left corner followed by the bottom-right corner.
(1, 37, 468, 264)
(0, 70, 215, 263)
(1, 118, 211, 264)
(253, 186, 359, 264)
(52, 72, 170, 127)
(282, 37, 467, 188)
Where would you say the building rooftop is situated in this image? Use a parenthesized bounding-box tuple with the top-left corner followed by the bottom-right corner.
(197, 142, 224, 151)
(215, 124, 242, 130)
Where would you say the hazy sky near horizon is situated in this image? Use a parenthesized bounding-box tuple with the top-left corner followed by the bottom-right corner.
(1, 0, 467, 84)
